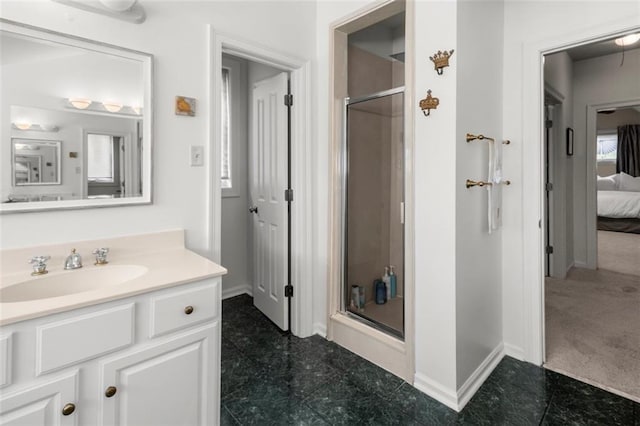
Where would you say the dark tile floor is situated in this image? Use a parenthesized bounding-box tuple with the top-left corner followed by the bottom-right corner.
(221, 295, 640, 425)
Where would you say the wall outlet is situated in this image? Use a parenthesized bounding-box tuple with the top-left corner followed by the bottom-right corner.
(190, 145, 204, 167)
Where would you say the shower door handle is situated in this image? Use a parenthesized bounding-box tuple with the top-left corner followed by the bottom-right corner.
(249, 206, 258, 214)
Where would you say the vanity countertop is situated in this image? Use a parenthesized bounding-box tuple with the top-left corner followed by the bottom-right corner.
(0, 230, 227, 326)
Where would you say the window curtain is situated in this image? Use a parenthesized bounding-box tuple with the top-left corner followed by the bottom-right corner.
(616, 124, 640, 177)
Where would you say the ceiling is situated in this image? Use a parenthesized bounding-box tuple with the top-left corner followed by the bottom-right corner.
(566, 35, 640, 61)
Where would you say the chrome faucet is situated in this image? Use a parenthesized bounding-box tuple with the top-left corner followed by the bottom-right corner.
(92, 247, 109, 265)
(29, 255, 50, 276)
(64, 249, 83, 270)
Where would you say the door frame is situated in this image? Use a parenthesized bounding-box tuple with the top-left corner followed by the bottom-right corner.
(208, 29, 314, 338)
(522, 21, 640, 365)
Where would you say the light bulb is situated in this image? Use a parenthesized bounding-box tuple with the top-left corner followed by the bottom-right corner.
(14, 122, 31, 130)
(69, 98, 91, 109)
(103, 102, 123, 113)
(615, 33, 640, 46)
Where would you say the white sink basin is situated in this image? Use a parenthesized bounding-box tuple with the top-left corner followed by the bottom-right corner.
(0, 265, 148, 303)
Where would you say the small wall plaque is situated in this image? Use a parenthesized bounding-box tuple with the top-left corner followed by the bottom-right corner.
(175, 96, 196, 117)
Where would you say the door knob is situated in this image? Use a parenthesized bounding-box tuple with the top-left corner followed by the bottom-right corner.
(249, 206, 258, 214)
(62, 403, 76, 416)
(105, 386, 117, 398)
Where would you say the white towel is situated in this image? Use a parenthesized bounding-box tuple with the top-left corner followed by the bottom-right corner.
(488, 140, 503, 233)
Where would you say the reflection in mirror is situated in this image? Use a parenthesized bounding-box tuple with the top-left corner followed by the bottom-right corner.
(0, 19, 152, 213)
(12, 139, 61, 188)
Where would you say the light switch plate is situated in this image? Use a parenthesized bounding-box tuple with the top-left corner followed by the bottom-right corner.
(190, 145, 204, 167)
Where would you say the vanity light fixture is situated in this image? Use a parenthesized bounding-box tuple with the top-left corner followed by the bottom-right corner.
(13, 122, 31, 130)
(103, 102, 123, 113)
(12, 123, 60, 132)
(64, 98, 141, 116)
(69, 98, 92, 109)
(615, 33, 640, 46)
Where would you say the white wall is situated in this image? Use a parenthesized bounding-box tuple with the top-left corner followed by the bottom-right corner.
(571, 48, 640, 265)
(502, 0, 640, 361)
(0, 1, 316, 260)
(544, 51, 574, 277)
(454, 0, 504, 389)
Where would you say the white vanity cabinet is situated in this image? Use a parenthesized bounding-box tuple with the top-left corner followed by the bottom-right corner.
(0, 278, 221, 426)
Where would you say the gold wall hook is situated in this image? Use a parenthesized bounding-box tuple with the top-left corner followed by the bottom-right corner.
(466, 133, 495, 143)
(466, 179, 492, 188)
(466, 179, 511, 188)
(419, 90, 439, 116)
(429, 49, 455, 75)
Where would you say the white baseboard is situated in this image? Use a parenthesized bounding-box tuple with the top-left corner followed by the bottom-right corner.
(222, 284, 252, 300)
(456, 343, 504, 410)
(574, 260, 587, 269)
(565, 261, 575, 276)
(413, 343, 505, 412)
(413, 372, 459, 411)
(313, 322, 327, 338)
(503, 342, 525, 361)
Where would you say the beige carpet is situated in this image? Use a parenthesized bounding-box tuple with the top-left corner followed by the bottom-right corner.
(597, 230, 640, 276)
(545, 267, 640, 402)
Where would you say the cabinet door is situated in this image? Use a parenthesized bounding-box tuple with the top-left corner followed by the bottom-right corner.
(100, 323, 218, 426)
(0, 371, 78, 426)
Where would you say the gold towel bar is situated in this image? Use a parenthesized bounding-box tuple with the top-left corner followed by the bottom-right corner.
(466, 179, 511, 189)
(466, 133, 510, 144)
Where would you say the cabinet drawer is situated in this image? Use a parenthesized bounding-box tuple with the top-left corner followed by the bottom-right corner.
(150, 280, 219, 337)
(36, 304, 134, 375)
(0, 333, 11, 388)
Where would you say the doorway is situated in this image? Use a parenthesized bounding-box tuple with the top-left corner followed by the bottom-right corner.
(219, 53, 292, 331)
(541, 36, 640, 402)
(210, 31, 314, 338)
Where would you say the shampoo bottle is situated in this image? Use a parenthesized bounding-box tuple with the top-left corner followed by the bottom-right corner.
(389, 265, 397, 298)
(383, 266, 391, 301)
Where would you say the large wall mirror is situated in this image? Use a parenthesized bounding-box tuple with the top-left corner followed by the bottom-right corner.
(0, 19, 153, 213)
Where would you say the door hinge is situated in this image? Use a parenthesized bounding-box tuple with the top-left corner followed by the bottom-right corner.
(546, 182, 553, 192)
(545, 120, 553, 129)
(284, 285, 293, 298)
(284, 189, 293, 202)
(284, 93, 293, 107)
(545, 246, 554, 254)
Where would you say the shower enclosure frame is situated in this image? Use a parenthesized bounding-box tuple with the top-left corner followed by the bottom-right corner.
(326, 0, 415, 384)
(341, 86, 406, 339)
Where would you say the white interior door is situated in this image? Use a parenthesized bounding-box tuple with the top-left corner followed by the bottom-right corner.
(249, 72, 289, 331)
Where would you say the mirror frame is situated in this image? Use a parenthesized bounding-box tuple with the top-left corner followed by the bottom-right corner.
(12, 138, 62, 187)
(0, 18, 153, 214)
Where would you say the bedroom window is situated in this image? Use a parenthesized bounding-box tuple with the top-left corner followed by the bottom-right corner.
(597, 133, 617, 161)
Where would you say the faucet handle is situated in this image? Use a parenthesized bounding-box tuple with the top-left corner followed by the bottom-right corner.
(28, 255, 50, 276)
(92, 247, 109, 265)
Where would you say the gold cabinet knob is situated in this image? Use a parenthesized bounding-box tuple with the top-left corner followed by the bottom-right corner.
(105, 386, 117, 398)
(184, 306, 194, 315)
(62, 403, 76, 416)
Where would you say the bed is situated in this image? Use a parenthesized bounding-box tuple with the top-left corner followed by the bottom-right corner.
(597, 173, 640, 234)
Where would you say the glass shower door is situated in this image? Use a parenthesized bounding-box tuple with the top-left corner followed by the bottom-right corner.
(343, 88, 405, 339)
